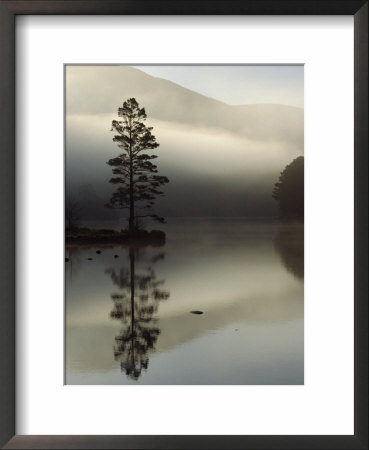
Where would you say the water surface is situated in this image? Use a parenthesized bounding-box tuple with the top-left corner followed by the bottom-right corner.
(66, 218, 303, 384)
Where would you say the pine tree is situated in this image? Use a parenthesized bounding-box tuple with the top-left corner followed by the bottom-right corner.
(106, 98, 169, 233)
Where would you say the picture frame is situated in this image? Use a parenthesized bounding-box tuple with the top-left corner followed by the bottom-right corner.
(0, 0, 367, 448)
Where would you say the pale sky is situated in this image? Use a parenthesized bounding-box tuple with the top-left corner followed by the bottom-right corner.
(134, 65, 304, 108)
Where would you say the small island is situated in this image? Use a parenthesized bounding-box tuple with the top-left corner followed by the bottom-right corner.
(65, 227, 165, 246)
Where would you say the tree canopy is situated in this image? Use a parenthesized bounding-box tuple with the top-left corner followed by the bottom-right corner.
(106, 98, 169, 233)
(273, 156, 304, 219)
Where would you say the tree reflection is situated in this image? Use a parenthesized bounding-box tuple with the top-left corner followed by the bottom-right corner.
(274, 222, 304, 280)
(106, 248, 169, 380)
(65, 247, 82, 284)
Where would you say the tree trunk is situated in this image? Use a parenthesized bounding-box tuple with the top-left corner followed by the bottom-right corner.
(130, 247, 135, 327)
(129, 190, 134, 233)
(129, 160, 134, 233)
(129, 119, 134, 234)
(129, 247, 135, 369)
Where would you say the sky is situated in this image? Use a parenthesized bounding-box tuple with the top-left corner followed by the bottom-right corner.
(134, 65, 304, 108)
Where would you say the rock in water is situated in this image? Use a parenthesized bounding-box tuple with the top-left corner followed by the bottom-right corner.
(87, 258, 93, 260)
(114, 255, 119, 259)
(96, 250, 101, 254)
(190, 311, 203, 315)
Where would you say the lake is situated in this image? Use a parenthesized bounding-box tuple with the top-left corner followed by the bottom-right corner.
(66, 218, 304, 385)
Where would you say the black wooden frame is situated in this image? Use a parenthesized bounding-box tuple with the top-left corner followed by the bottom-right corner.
(0, 1, 367, 449)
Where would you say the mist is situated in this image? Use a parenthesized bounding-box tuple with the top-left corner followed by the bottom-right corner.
(65, 66, 304, 220)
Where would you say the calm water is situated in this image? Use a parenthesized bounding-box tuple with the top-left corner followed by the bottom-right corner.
(66, 218, 304, 385)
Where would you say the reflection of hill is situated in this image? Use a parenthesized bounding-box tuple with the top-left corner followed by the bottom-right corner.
(157, 289, 303, 353)
(274, 222, 304, 279)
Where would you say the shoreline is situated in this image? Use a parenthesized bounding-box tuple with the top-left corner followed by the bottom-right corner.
(65, 227, 166, 247)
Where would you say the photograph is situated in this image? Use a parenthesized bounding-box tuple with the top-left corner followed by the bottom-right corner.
(65, 64, 304, 385)
(1, 1, 366, 446)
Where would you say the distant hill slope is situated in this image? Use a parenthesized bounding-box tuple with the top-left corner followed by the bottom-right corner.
(66, 66, 303, 148)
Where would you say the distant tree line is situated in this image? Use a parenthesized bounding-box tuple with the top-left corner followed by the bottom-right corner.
(273, 156, 304, 219)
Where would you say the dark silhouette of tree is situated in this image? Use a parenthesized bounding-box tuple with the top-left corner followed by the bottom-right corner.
(65, 197, 82, 229)
(106, 248, 169, 380)
(273, 156, 304, 219)
(274, 223, 304, 280)
(65, 247, 82, 284)
(106, 98, 169, 234)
